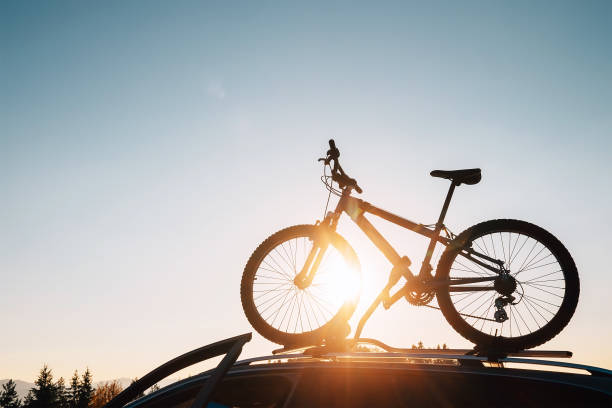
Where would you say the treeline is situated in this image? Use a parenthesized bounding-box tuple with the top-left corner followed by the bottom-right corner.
(0, 365, 146, 408)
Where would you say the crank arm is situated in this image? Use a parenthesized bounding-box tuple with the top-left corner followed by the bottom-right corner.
(382, 284, 408, 309)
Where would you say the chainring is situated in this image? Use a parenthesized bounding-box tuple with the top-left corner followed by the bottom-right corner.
(405, 290, 435, 306)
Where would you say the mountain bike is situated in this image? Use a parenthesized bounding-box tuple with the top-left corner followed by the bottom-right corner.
(240, 140, 579, 351)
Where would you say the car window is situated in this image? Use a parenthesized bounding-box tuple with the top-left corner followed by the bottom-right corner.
(288, 368, 611, 408)
(135, 374, 293, 408)
(392, 372, 611, 408)
(289, 368, 401, 407)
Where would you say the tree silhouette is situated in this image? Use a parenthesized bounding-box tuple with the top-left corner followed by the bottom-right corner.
(55, 377, 68, 408)
(0, 379, 22, 408)
(68, 371, 79, 408)
(21, 393, 33, 408)
(90, 381, 123, 408)
(24, 365, 59, 408)
(76, 369, 93, 408)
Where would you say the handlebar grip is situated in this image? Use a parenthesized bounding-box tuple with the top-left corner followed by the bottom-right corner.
(327, 139, 340, 160)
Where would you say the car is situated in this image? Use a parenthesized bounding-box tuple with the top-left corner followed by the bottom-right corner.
(103, 333, 612, 408)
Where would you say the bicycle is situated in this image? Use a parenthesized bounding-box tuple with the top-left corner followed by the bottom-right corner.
(240, 140, 579, 351)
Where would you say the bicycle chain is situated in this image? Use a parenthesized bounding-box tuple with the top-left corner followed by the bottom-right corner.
(422, 304, 498, 322)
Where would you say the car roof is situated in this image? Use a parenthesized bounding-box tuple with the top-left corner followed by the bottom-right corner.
(135, 349, 612, 406)
(106, 333, 612, 408)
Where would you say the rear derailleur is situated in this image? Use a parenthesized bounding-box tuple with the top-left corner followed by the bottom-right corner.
(493, 295, 515, 323)
(493, 269, 518, 323)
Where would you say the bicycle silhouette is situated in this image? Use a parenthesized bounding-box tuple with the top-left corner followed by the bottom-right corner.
(241, 140, 579, 351)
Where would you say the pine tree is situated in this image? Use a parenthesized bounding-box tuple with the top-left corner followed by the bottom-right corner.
(68, 371, 79, 408)
(55, 377, 68, 408)
(0, 379, 22, 408)
(21, 392, 33, 408)
(26, 364, 59, 408)
(76, 369, 93, 408)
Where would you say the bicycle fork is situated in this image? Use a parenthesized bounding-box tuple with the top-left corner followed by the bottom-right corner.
(293, 224, 332, 289)
(293, 243, 328, 289)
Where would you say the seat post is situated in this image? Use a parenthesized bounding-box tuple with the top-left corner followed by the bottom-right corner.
(420, 181, 457, 278)
(436, 181, 457, 229)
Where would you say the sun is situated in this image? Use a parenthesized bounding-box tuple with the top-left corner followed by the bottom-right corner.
(315, 254, 362, 305)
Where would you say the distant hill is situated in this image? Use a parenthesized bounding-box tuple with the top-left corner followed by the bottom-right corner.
(0, 379, 34, 400)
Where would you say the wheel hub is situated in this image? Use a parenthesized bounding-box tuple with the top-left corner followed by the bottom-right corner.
(494, 273, 517, 296)
(293, 276, 308, 290)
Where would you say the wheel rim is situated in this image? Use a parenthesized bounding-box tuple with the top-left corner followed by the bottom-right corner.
(252, 234, 360, 335)
(446, 229, 567, 340)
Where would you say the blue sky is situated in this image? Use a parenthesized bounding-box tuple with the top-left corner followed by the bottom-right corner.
(2, 1, 611, 381)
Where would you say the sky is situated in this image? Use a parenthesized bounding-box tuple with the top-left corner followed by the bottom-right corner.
(1, 1, 611, 382)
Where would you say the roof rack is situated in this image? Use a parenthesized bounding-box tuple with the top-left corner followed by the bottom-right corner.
(272, 337, 573, 361)
(103, 333, 252, 408)
(245, 339, 612, 377)
(263, 337, 612, 377)
(237, 352, 611, 377)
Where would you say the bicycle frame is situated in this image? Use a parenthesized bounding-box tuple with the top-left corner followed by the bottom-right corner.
(333, 183, 503, 276)
(295, 181, 507, 341)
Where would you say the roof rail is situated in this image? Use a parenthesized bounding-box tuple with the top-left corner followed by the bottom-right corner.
(103, 333, 252, 408)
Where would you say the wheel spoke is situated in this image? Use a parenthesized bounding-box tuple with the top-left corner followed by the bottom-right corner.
(248, 231, 359, 336)
(442, 223, 574, 344)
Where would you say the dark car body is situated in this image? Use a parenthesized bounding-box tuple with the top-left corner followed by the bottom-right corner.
(107, 334, 612, 408)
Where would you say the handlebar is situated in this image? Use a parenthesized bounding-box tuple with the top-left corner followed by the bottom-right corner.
(319, 139, 362, 194)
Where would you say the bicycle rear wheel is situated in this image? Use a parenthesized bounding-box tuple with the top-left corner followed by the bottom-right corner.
(436, 219, 579, 351)
(241, 224, 361, 346)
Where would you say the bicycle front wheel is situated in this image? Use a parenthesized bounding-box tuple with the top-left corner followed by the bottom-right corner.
(436, 219, 579, 351)
(241, 224, 361, 346)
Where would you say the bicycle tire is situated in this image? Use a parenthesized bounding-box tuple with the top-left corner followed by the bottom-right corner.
(241, 224, 361, 346)
(436, 219, 579, 351)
